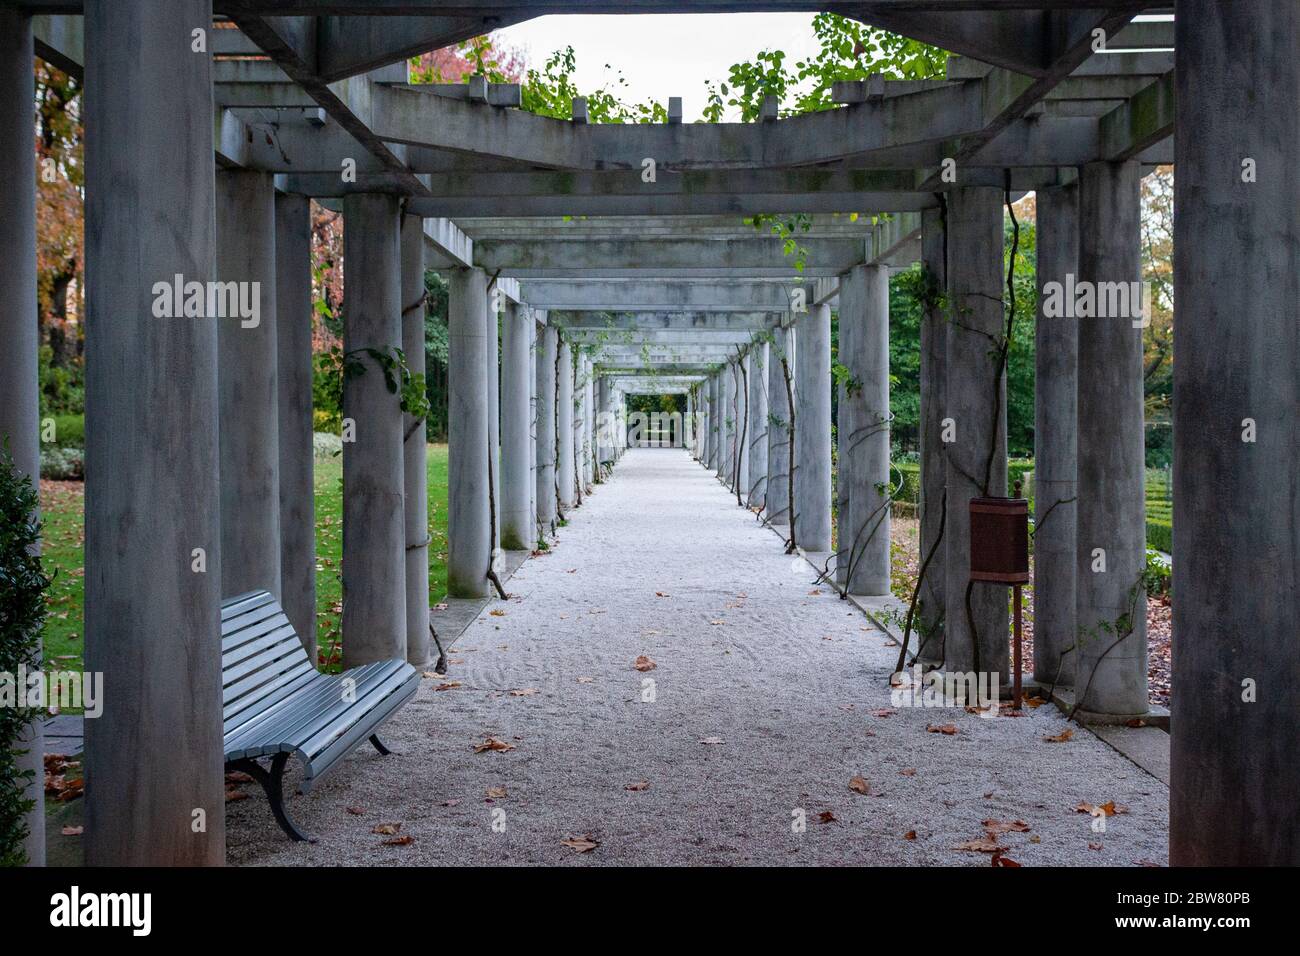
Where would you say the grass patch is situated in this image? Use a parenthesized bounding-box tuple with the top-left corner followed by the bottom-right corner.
(38, 444, 451, 702)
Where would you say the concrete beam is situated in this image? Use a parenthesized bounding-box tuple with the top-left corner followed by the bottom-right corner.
(474, 237, 868, 278)
(523, 279, 807, 312)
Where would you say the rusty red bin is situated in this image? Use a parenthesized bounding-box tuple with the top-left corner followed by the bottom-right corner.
(969, 497, 1029, 585)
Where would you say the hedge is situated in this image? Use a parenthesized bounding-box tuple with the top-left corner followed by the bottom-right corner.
(1146, 517, 1173, 553)
(892, 458, 1034, 504)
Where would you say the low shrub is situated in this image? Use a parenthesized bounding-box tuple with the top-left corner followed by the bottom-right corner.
(40, 446, 84, 480)
(313, 432, 343, 460)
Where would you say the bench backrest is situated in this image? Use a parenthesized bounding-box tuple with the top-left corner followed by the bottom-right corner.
(221, 591, 317, 738)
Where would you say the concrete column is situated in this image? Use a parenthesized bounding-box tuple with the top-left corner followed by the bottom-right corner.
(1172, 0, 1300, 866)
(685, 390, 695, 453)
(500, 302, 531, 551)
(795, 303, 832, 552)
(1076, 160, 1148, 716)
(917, 208, 947, 664)
(536, 325, 558, 530)
(216, 170, 280, 599)
(341, 194, 405, 667)
(733, 357, 750, 494)
(556, 339, 575, 508)
(0, 7, 42, 866)
(448, 268, 491, 598)
(528, 315, 537, 533)
(747, 342, 769, 508)
(835, 299, 854, 588)
(83, 0, 223, 865)
(275, 193, 316, 655)
(597, 374, 612, 463)
(574, 358, 586, 487)
(487, 293, 500, 551)
(708, 374, 722, 470)
(1033, 184, 1079, 685)
(585, 359, 597, 482)
(716, 370, 730, 481)
(767, 325, 793, 529)
(943, 187, 1008, 679)
(841, 265, 892, 597)
(400, 215, 430, 667)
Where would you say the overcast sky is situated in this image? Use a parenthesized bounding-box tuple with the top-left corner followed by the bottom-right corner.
(495, 13, 824, 121)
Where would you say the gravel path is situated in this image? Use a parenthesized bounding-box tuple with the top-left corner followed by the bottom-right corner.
(230, 448, 1168, 866)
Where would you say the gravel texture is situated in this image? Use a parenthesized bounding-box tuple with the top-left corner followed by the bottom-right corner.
(229, 448, 1168, 867)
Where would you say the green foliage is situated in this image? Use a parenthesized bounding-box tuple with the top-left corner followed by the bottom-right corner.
(1142, 549, 1172, 597)
(1146, 518, 1173, 555)
(45, 414, 83, 448)
(702, 14, 948, 121)
(0, 445, 49, 866)
(38, 345, 83, 418)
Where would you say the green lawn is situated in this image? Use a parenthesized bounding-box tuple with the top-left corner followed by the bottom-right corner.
(38, 444, 451, 693)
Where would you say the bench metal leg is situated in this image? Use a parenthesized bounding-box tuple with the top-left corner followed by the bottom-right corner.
(232, 755, 316, 843)
(368, 733, 392, 756)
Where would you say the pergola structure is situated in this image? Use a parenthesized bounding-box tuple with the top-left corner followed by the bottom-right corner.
(0, 1, 1293, 868)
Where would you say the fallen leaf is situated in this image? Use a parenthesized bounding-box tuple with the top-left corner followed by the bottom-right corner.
(382, 835, 415, 846)
(224, 788, 249, 803)
(983, 819, 1031, 835)
(1125, 718, 1146, 728)
(655, 592, 670, 598)
(1043, 729, 1074, 743)
(817, 810, 838, 824)
(371, 823, 402, 835)
(565, 568, 577, 574)
(441, 799, 460, 807)
(926, 723, 960, 735)
(1029, 835, 1042, 844)
(699, 736, 725, 745)
(61, 825, 83, 836)
(486, 786, 508, 799)
(345, 806, 365, 815)
(509, 688, 538, 697)
(870, 708, 895, 718)
(903, 830, 917, 840)
(1089, 842, 1104, 851)
(474, 737, 517, 754)
(955, 837, 1005, 853)
(991, 850, 1022, 867)
(435, 681, 462, 691)
(709, 620, 725, 626)
(899, 768, 917, 777)
(225, 770, 254, 784)
(576, 676, 595, 684)
(808, 590, 822, 596)
(561, 835, 599, 853)
(624, 780, 651, 792)
(633, 655, 657, 672)
(848, 776, 871, 795)
(489, 609, 506, 617)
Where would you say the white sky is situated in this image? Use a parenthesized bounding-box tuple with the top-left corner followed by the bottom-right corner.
(494, 13, 824, 121)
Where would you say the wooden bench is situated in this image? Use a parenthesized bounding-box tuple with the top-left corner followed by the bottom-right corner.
(222, 590, 420, 842)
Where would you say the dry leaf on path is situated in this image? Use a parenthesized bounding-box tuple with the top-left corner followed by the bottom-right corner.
(1043, 729, 1074, 743)
(381, 835, 415, 846)
(848, 776, 871, 795)
(991, 850, 1022, 867)
(927, 723, 960, 735)
(576, 676, 595, 684)
(634, 655, 657, 672)
(61, 826, 83, 836)
(817, 810, 838, 824)
(561, 835, 600, 853)
(899, 768, 917, 777)
(955, 836, 1005, 853)
(435, 681, 461, 691)
(699, 736, 725, 745)
(509, 687, 538, 697)
(983, 819, 1031, 835)
(489, 609, 506, 617)
(486, 786, 508, 799)
(903, 830, 917, 840)
(474, 737, 516, 754)
(371, 823, 401, 835)
(624, 780, 650, 792)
